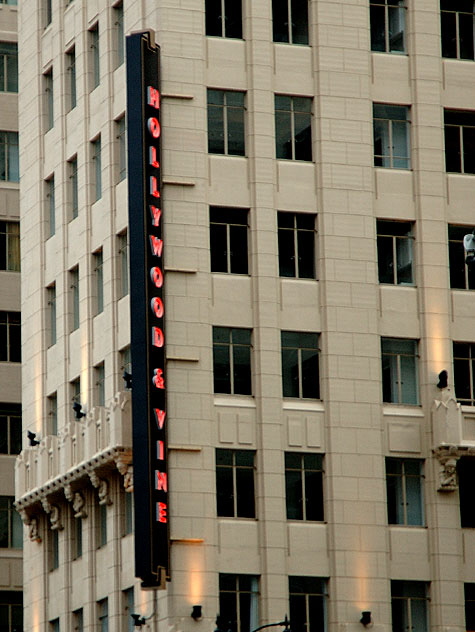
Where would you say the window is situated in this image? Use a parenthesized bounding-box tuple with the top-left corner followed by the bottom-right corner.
(444, 109, 475, 174)
(0, 0, 18, 4)
(47, 284, 56, 347)
(70, 378, 81, 410)
(465, 584, 475, 631)
(91, 136, 102, 201)
(46, 175, 55, 237)
(97, 598, 108, 632)
(0, 42, 18, 92)
(0, 221, 20, 271)
(0, 312, 20, 362)
(72, 511, 82, 560)
(381, 338, 418, 405)
(66, 47, 76, 111)
(70, 267, 79, 331)
(0, 404, 21, 455)
(116, 116, 126, 182)
(453, 342, 475, 405)
(391, 581, 428, 632)
(275, 95, 312, 161)
(449, 225, 475, 290)
(281, 331, 320, 399)
(206, 0, 242, 38)
(95, 362, 105, 407)
(118, 231, 128, 298)
(123, 587, 135, 632)
(122, 487, 133, 536)
(0, 591, 22, 632)
(377, 220, 414, 285)
(386, 458, 424, 526)
(49, 617, 60, 632)
(44, 0, 52, 27)
(48, 528, 59, 571)
(114, 3, 124, 68)
(47, 393, 57, 435)
(96, 502, 107, 548)
(441, 1, 475, 60)
(213, 327, 252, 395)
(0, 497, 22, 548)
(210, 207, 248, 274)
(289, 577, 327, 632)
(44, 68, 54, 131)
(458, 457, 475, 527)
(93, 249, 103, 314)
(216, 448, 255, 518)
(272, 0, 308, 44)
(373, 104, 410, 169)
(285, 453, 324, 521)
(89, 23, 100, 90)
(278, 212, 315, 278)
(0, 132, 19, 182)
(370, 0, 405, 53)
(207, 89, 245, 156)
(68, 156, 79, 219)
(218, 574, 259, 632)
(72, 608, 83, 632)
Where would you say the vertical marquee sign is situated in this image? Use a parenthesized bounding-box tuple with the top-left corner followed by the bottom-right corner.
(126, 30, 169, 588)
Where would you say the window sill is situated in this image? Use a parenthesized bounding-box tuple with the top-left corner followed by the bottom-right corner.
(214, 394, 255, 408)
(282, 399, 323, 412)
(382, 404, 423, 416)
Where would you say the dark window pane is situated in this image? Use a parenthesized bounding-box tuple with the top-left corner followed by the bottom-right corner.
(227, 106, 245, 156)
(275, 110, 292, 159)
(370, 4, 385, 51)
(229, 224, 248, 274)
(294, 113, 312, 161)
(278, 228, 296, 277)
(233, 345, 251, 395)
(286, 469, 303, 519)
(224, 0, 242, 38)
(272, 0, 289, 42)
(301, 349, 319, 399)
(459, 11, 475, 60)
(441, 10, 457, 58)
(205, 0, 222, 36)
(297, 229, 315, 278)
(208, 104, 225, 154)
(305, 470, 324, 520)
(445, 125, 462, 173)
(291, 0, 309, 44)
(213, 345, 231, 394)
(236, 467, 255, 518)
(458, 458, 475, 527)
(282, 347, 299, 397)
(217, 466, 234, 516)
(210, 223, 228, 272)
(463, 125, 475, 174)
(378, 235, 394, 283)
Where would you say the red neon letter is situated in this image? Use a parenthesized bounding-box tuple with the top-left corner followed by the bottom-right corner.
(149, 235, 163, 258)
(148, 86, 160, 109)
(150, 267, 163, 288)
(152, 327, 164, 348)
(150, 205, 162, 227)
(151, 297, 164, 319)
(152, 368, 165, 389)
(157, 440, 165, 460)
(154, 408, 166, 429)
(149, 146, 160, 168)
(155, 471, 168, 492)
(150, 176, 160, 198)
(148, 117, 161, 138)
(157, 502, 167, 523)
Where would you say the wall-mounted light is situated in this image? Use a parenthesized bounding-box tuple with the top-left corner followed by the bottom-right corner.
(191, 605, 202, 621)
(437, 370, 448, 389)
(27, 431, 40, 447)
(123, 370, 133, 389)
(131, 613, 146, 627)
(360, 611, 372, 627)
(72, 401, 85, 420)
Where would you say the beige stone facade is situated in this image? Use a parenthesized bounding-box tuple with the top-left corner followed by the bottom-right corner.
(0, 0, 22, 626)
(13, 1, 475, 632)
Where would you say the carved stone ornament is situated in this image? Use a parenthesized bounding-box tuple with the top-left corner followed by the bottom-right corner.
(73, 492, 87, 519)
(64, 483, 74, 503)
(115, 454, 134, 492)
(88, 470, 100, 489)
(19, 509, 42, 543)
(49, 505, 63, 531)
(98, 478, 112, 506)
(438, 457, 459, 492)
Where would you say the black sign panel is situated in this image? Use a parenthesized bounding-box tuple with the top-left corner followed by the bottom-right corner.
(126, 30, 168, 589)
